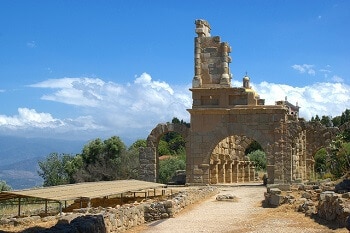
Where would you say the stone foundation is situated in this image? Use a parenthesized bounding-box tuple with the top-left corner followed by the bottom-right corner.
(0, 187, 218, 232)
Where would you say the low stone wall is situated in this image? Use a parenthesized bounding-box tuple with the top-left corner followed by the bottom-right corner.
(0, 186, 218, 233)
(144, 186, 218, 222)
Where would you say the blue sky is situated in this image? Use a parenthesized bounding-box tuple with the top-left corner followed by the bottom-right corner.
(0, 0, 349, 144)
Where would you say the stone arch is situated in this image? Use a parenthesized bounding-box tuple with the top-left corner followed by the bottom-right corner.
(203, 122, 273, 165)
(190, 120, 276, 185)
(209, 135, 259, 184)
(139, 123, 190, 183)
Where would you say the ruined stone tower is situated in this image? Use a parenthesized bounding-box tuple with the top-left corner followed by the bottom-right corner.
(139, 19, 339, 185)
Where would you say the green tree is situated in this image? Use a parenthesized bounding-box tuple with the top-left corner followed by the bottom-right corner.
(119, 139, 146, 179)
(247, 150, 266, 171)
(158, 140, 171, 156)
(332, 116, 341, 127)
(341, 109, 350, 125)
(315, 115, 321, 122)
(320, 115, 333, 127)
(38, 153, 75, 186)
(158, 154, 186, 184)
(74, 136, 127, 182)
(245, 141, 263, 155)
(0, 180, 11, 191)
(328, 133, 350, 178)
(314, 148, 328, 174)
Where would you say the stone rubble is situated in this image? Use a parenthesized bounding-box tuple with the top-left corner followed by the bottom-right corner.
(264, 180, 350, 228)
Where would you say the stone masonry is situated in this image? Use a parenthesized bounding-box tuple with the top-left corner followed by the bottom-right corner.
(139, 19, 342, 185)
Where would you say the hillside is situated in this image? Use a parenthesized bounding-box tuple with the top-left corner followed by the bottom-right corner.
(0, 136, 86, 190)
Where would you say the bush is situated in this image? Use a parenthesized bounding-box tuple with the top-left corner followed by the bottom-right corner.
(247, 150, 266, 171)
(158, 154, 185, 184)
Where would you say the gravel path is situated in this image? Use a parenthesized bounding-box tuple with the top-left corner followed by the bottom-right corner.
(131, 184, 347, 233)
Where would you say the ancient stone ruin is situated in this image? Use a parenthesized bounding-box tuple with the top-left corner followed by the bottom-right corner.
(139, 19, 342, 185)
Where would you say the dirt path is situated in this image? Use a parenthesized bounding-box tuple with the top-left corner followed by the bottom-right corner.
(130, 184, 348, 233)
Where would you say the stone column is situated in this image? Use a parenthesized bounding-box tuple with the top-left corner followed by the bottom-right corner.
(219, 42, 231, 86)
(192, 37, 202, 88)
(218, 159, 226, 183)
(244, 162, 250, 182)
(210, 160, 219, 184)
(238, 162, 244, 182)
(139, 147, 157, 182)
(232, 160, 239, 183)
(250, 163, 255, 181)
(225, 160, 233, 183)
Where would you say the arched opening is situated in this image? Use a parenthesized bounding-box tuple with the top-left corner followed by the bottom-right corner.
(209, 135, 261, 184)
(245, 140, 266, 181)
(139, 121, 189, 184)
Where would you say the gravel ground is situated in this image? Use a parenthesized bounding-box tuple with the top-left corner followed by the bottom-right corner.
(130, 184, 348, 233)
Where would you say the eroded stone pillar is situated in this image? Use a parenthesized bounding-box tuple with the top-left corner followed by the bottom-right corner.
(225, 160, 233, 183)
(210, 160, 219, 184)
(232, 160, 239, 183)
(139, 147, 157, 182)
(218, 159, 226, 183)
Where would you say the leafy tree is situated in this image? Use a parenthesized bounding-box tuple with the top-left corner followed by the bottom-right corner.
(158, 140, 171, 156)
(245, 140, 263, 155)
(74, 136, 127, 182)
(158, 154, 186, 184)
(247, 150, 266, 171)
(38, 153, 75, 186)
(314, 148, 328, 174)
(119, 139, 146, 179)
(332, 116, 342, 127)
(340, 109, 350, 125)
(314, 115, 321, 122)
(320, 115, 333, 127)
(170, 117, 190, 127)
(328, 135, 350, 178)
(0, 180, 11, 191)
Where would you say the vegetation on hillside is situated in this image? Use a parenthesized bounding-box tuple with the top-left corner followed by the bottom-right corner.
(36, 108, 350, 187)
(37, 117, 187, 186)
(38, 137, 144, 186)
(312, 109, 350, 180)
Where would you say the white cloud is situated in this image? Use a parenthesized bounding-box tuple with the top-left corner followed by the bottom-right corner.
(26, 73, 192, 140)
(1, 74, 350, 142)
(0, 108, 63, 129)
(331, 75, 344, 83)
(254, 81, 350, 119)
(292, 64, 316, 76)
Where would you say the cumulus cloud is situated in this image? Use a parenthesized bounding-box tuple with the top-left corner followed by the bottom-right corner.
(0, 108, 102, 131)
(292, 64, 316, 76)
(0, 108, 63, 129)
(254, 81, 350, 119)
(26, 73, 191, 140)
(1, 73, 350, 142)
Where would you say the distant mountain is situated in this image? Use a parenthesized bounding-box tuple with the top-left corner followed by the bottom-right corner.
(0, 136, 86, 190)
